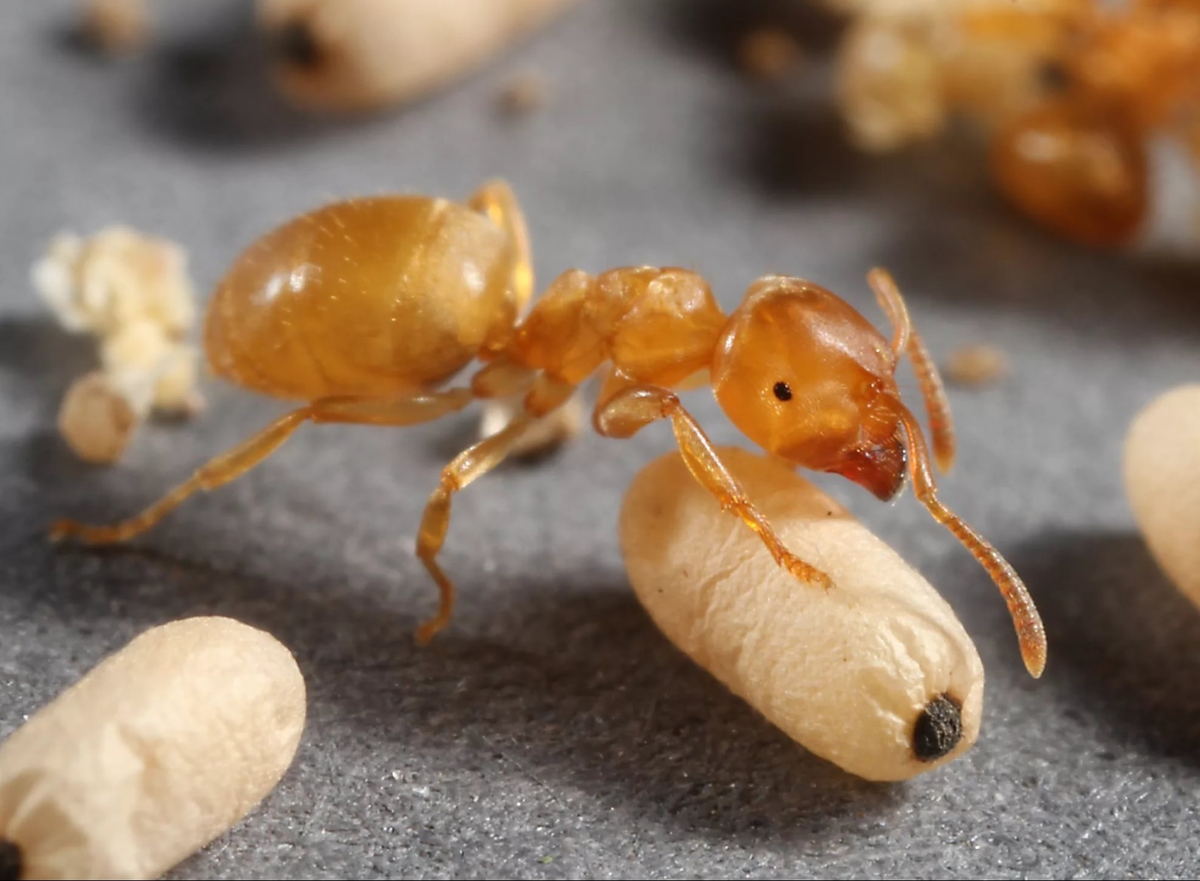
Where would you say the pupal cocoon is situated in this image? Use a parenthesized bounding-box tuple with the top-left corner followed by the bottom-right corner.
(0, 617, 306, 881)
(1124, 384, 1200, 609)
(57, 370, 140, 466)
(619, 446, 984, 782)
(259, 0, 577, 113)
(80, 0, 150, 55)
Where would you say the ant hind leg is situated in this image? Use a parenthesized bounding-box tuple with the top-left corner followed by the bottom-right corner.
(50, 407, 313, 546)
(50, 389, 476, 546)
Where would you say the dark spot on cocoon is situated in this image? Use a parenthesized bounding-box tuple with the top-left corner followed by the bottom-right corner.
(271, 19, 323, 69)
(912, 693, 962, 762)
(0, 839, 23, 881)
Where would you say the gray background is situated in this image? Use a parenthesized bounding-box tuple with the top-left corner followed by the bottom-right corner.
(2, 1, 1200, 878)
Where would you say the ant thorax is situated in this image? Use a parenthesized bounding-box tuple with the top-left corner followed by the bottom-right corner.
(507, 266, 728, 389)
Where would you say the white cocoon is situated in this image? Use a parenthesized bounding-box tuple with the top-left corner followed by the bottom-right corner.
(57, 371, 140, 465)
(1124, 384, 1200, 609)
(620, 447, 984, 782)
(259, 0, 577, 112)
(0, 617, 306, 881)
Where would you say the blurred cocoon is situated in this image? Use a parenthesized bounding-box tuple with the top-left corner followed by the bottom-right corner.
(1125, 384, 1200, 610)
(259, 0, 577, 112)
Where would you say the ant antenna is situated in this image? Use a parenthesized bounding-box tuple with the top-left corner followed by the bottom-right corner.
(897, 401, 1046, 678)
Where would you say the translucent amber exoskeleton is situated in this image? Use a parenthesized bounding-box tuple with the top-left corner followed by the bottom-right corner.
(832, 0, 1200, 247)
(206, 196, 523, 399)
(1064, 5, 1200, 130)
(990, 99, 1148, 246)
(50, 182, 1047, 678)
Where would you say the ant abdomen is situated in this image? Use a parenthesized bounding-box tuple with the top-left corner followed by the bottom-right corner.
(206, 196, 522, 400)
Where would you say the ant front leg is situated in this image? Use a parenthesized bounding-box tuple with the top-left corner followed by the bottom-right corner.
(595, 380, 832, 590)
(50, 389, 476, 545)
(868, 267, 956, 474)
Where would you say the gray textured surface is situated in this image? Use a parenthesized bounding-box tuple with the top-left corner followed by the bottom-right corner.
(3, 1, 1200, 879)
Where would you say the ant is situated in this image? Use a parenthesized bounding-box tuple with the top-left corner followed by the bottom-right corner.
(51, 180, 1047, 678)
(834, 0, 1200, 247)
(988, 0, 1200, 246)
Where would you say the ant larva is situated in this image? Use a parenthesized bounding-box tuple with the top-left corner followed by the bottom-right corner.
(51, 180, 1046, 677)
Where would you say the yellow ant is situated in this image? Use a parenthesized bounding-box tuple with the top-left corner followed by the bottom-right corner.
(51, 180, 1047, 677)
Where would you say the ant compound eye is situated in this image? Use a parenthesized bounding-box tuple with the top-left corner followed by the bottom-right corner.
(773, 381, 793, 402)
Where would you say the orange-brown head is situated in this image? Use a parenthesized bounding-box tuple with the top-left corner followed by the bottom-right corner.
(712, 272, 1047, 679)
(711, 277, 908, 501)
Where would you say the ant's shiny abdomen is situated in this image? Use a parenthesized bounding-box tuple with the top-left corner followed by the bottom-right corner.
(205, 195, 522, 400)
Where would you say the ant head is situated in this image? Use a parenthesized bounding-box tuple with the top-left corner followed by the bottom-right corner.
(712, 276, 907, 501)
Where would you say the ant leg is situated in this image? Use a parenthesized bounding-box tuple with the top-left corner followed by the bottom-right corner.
(50, 389, 475, 545)
(50, 408, 312, 546)
(471, 358, 538, 399)
(414, 395, 568, 645)
(867, 267, 956, 474)
(595, 382, 832, 589)
(468, 179, 534, 312)
(308, 389, 474, 426)
(896, 401, 1047, 678)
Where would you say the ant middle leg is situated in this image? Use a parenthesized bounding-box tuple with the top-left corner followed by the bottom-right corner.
(414, 382, 574, 644)
(50, 389, 476, 545)
(867, 267, 956, 474)
(594, 380, 832, 589)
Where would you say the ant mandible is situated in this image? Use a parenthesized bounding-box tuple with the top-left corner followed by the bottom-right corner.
(51, 180, 1047, 678)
